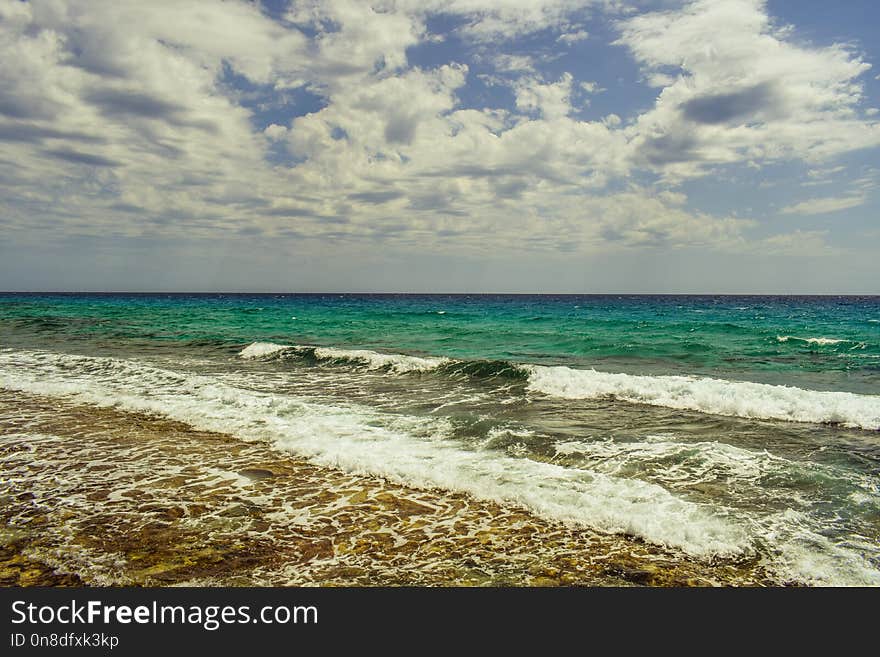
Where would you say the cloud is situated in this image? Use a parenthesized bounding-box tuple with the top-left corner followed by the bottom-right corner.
(84, 89, 184, 121)
(263, 124, 289, 140)
(681, 82, 778, 125)
(425, 1, 604, 43)
(755, 230, 839, 256)
(801, 165, 846, 186)
(0, 0, 876, 280)
(347, 190, 406, 204)
(617, 0, 880, 178)
(806, 166, 845, 180)
(0, 122, 102, 144)
(557, 30, 589, 44)
(491, 54, 536, 73)
(779, 195, 866, 216)
(513, 73, 574, 119)
(285, 1, 426, 81)
(42, 147, 119, 167)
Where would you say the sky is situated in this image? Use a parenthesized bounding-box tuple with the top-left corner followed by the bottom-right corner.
(0, 0, 879, 293)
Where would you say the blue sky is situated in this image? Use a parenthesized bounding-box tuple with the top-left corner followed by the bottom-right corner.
(0, 0, 878, 292)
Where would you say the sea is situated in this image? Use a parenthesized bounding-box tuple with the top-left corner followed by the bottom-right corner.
(1, 293, 878, 586)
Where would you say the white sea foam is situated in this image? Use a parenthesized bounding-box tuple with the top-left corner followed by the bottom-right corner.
(554, 434, 879, 501)
(311, 346, 448, 373)
(239, 341, 448, 373)
(526, 366, 880, 430)
(554, 435, 786, 485)
(239, 341, 291, 359)
(777, 335, 848, 345)
(756, 509, 880, 587)
(551, 435, 880, 586)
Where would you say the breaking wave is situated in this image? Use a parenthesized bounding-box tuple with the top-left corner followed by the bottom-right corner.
(0, 348, 747, 559)
(239, 342, 880, 430)
(777, 335, 851, 346)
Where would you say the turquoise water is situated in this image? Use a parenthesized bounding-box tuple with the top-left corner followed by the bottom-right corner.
(2, 293, 879, 585)
(2, 293, 879, 390)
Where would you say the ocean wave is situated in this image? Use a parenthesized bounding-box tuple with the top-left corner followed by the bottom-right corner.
(553, 434, 878, 497)
(525, 366, 880, 430)
(549, 434, 880, 586)
(239, 341, 290, 359)
(439, 359, 530, 380)
(239, 341, 448, 373)
(0, 349, 747, 559)
(239, 342, 880, 430)
(777, 335, 849, 345)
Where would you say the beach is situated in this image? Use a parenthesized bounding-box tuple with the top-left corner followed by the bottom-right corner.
(1, 293, 879, 586)
(2, 389, 777, 587)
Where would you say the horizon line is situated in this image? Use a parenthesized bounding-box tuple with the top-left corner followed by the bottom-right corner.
(2, 291, 879, 297)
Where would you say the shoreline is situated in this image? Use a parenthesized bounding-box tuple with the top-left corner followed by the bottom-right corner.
(0, 390, 774, 587)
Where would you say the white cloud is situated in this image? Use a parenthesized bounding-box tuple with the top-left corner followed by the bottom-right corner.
(264, 124, 289, 140)
(779, 195, 866, 216)
(428, 0, 603, 43)
(286, 0, 425, 84)
(34, 0, 309, 85)
(557, 29, 589, 44)
(807, 166, 846, 179)
(755, 230, 839, 256)
(617, 0, 880, 179)
(491, 54, 536, 73)
(0, 0, 876, 271)
(514, 73, 574, 119)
